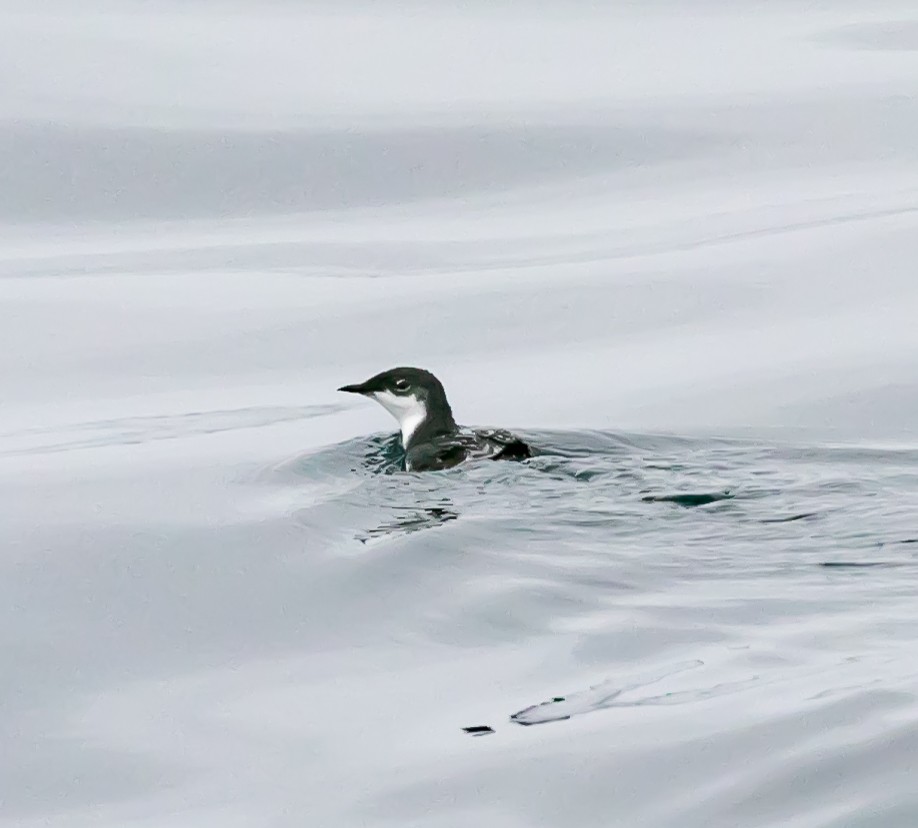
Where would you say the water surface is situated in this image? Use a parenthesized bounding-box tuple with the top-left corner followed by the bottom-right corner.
(3, 2, 918, 827)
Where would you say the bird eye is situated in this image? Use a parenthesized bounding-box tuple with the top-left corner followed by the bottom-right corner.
(395, 378, 410, 391)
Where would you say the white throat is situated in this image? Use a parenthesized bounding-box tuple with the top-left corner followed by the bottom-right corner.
(371, 390, 428, 446)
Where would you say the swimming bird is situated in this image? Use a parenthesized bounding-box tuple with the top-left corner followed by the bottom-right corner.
(338, 367, 532, 471)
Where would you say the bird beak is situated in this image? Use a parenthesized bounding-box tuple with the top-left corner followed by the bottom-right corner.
(337, 380, 372, 395)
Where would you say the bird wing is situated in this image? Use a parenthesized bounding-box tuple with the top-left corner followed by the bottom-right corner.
(472, 428, 533, 460)
(405, 429, 531, 471)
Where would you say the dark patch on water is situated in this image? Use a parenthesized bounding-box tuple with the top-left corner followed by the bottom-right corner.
(641, 491, 734, 507)
(761, 512, 819, 524)
(461, 725, 495, 737)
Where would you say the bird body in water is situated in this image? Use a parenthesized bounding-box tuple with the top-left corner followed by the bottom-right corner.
(338, 367, 532, 472)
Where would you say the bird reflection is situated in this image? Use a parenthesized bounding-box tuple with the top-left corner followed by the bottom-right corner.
(358, 504, 459, 543)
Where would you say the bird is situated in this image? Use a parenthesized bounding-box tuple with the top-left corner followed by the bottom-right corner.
(337, 366, 532, 472)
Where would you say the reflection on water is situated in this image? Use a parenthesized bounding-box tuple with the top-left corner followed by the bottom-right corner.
(359, 504, 459, 543)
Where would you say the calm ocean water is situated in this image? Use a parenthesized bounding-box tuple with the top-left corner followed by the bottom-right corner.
(3, 2, 918, 826)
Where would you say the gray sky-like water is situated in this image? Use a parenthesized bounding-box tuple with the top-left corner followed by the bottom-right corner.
(3, 2, 918, 827)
